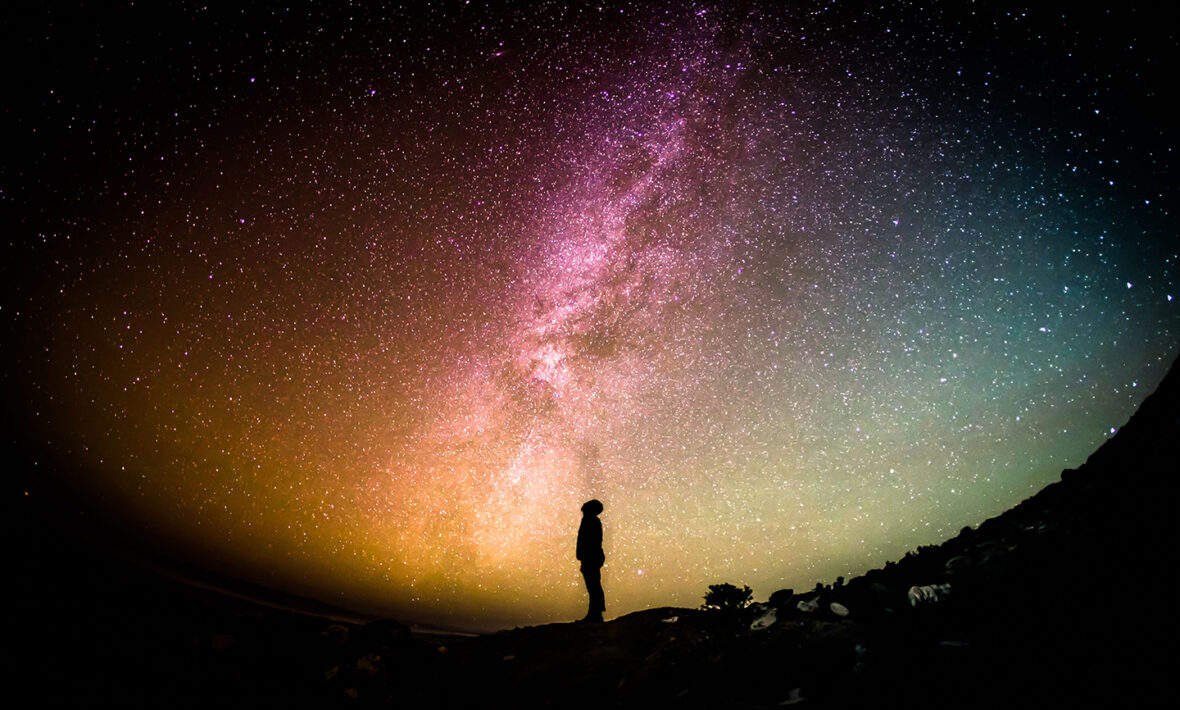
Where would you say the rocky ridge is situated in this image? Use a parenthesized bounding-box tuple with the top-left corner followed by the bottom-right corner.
(10, 359, 1177, 707)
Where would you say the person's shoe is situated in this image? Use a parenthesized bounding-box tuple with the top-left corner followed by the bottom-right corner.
(577, 613, 604, 624)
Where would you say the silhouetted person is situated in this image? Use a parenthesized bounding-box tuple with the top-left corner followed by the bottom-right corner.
(576, 499, 605, 623)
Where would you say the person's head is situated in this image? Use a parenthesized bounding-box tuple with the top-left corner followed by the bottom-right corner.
(581, 499, 603, 517)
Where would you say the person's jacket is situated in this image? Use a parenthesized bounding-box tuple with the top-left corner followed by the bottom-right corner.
(577, 515, 604, 567)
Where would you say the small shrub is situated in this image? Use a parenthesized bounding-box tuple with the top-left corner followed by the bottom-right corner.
(702, 583, 753, 611)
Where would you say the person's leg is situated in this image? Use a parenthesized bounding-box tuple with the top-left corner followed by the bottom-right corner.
(590, 568, 605, 613)
(581, 566, 604, 621)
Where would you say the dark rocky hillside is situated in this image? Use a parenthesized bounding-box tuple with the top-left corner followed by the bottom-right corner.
(8, 358, 1177, 708)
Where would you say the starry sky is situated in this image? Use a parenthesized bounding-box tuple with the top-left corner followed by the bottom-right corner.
(3, 1, 1176, 631)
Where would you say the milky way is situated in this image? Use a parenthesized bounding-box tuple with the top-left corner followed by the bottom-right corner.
(3, 2, 1176, 630)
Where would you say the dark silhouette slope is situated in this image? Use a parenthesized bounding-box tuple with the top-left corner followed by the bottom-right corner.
(7, 357, 1177, 707)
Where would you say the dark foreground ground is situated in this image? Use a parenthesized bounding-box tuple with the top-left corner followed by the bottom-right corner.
(8, 360, 1179, 708)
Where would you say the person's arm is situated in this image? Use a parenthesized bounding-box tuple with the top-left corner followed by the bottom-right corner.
(594, 519, 604, 563)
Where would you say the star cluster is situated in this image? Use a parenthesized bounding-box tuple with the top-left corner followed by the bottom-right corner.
(3, 2, 1176, 630)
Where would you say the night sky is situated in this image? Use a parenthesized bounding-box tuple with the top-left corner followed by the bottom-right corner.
(3, 2, 1176, 631)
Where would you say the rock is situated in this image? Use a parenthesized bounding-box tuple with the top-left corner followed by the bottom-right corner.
(750, 607, 777, 630)
(768, 588, 795, 607)
(944, 555, 970, 575)
(355, 654, 380, 674)
(780, 687, 806, 705)
(322, 623, 350, 644)
(907, 583, 951, 607)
